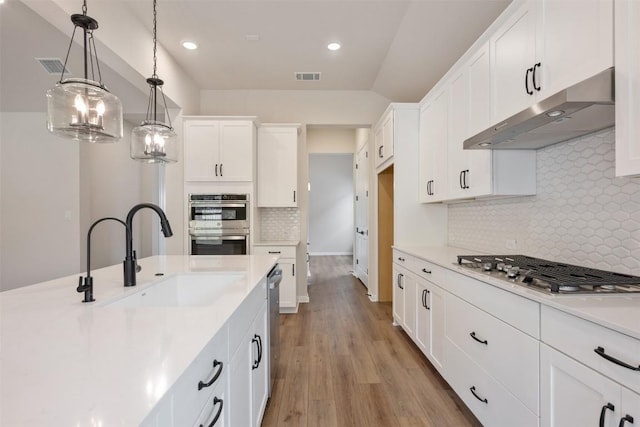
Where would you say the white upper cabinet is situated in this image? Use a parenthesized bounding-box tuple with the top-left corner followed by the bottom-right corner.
(184, 118, 256, 182)
(419, 88, 449, 203)
(490, 0, 613, 124)
(257, 124, 300, 207)
(448, 61, 493, 200)
(421, 41, 536, 204)
(374, 109, 394, 170)
(490, 1, 537, 124)
(615, 0, 640, 177)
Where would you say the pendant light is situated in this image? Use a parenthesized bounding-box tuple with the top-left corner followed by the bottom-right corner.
(46, 0, 123, 142)
(130, 0, 178, 163)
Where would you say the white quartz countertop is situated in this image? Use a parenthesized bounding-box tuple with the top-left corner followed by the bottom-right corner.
(394, 245, 640, 340)
(0, 255, 277, 426)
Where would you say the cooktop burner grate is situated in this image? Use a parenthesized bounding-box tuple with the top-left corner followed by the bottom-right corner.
(457, 255, 640, 292)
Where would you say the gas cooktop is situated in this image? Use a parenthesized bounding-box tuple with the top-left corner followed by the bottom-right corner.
(457, 255, 640, 295)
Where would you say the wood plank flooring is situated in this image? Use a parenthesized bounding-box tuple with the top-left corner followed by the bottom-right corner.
(262, 255, 481, 427)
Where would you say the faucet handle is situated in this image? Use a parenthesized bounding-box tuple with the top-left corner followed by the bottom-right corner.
(77, 276, 95, 303)
(133, 250, 142, 273)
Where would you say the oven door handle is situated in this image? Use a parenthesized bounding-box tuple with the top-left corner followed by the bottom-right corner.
(191, 235, 248, 241)
(190, 202, 247, 208)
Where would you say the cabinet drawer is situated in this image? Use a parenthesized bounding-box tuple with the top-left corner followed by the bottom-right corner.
(446, 294, 539, 414)
(447, 270, 540, 338)
(252, 245, 296, 259)
(173, 325, 229, 426)
(193, 371, 228, 427)
(410, 257, 447, 287)
(541, 305, 640, 394)
(393, 249, 411, 265)
(445, 338, 538, 427)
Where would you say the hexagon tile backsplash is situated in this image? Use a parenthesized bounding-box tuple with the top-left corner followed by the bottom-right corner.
(448, 128, 640, 276)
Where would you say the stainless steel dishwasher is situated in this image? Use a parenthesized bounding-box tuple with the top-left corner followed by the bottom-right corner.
(266, 264, 282, 397)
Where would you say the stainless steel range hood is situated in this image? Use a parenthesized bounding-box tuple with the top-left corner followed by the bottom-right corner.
(464, 68, 614, 150)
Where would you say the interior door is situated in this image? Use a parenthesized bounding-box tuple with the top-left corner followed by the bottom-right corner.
(354, 143, 369, 287)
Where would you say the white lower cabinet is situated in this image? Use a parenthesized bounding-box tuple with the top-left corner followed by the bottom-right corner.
(446, 337, 538, 427)
(230, 300, 269, 427)
(540, 343, 623, 427)
(193, 371, 227, 427)
(414, 276, 445, 374)
(446, 293, 539, 414)
(541, 305, 640, 427)
(252, 245, 298, 311)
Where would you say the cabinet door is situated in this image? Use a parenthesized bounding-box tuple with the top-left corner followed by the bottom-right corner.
(229, 332, 252, 427)
(536, 0, 613, 100)
(541, 344, 621, 427)
(419, 88, 448, 203)
(392, 264, 405, 325)
(401, 271, 416, 339)
(184, 120, 221, 181)
(621, 388, 640, 427)
(279, 260, 297, 309)
(193, 377, 228, 427)
(414, 278, 431, 355)
(375, 110, 393, 168)
(448, 68, 470, 199)
(219, 121, 253, 182)
(251, 302, 269, 427)
(428, 284, 445, 373)
(490, 1, 536, 123)
(257, 127, 298, 207)
(615, 0, 640, 177)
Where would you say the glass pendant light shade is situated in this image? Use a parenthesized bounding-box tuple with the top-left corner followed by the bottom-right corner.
(131, 0, 178, 163)
(47, 78, 123, 142)
(46, 5, 123, 143)
(131, 120, 178, 163)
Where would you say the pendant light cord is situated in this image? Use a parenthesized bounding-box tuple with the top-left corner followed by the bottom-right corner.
(152, 0, 158, 79)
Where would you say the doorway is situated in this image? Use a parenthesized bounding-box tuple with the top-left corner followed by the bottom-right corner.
(308, 153, 354, 256)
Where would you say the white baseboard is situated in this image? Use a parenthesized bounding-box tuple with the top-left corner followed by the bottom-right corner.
(298, 295, 309, 303)
(309, 252, 353, 256)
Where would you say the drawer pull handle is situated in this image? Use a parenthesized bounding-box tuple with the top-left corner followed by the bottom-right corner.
(470, 332, 488, 345)
(620, 415, 634, 427)
(268, 251, 281, 254)
(198, 360, 223, 390)
(469, 386, 488, 404)
(600, 403, 615, 427)
(594, 346, 640, 371)
(422, 268, 432, 274)
(199, 396, 224, 427)
(398, 257, 405, 262)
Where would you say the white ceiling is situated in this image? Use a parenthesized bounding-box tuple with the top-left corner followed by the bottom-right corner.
(1, 0, 511, 113)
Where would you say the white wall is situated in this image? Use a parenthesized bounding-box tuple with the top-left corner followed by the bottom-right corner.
(309, 154, 354, 255)
(307, 128, 357, 153)
(0, 112, 81, 290)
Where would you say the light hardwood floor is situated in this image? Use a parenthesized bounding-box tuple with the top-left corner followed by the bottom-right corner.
(262, 255, 481, 427)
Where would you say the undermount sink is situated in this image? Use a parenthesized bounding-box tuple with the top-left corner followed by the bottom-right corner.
(102, 272, 246, 308)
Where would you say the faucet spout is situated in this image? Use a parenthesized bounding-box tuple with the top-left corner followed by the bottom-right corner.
(124, 203, 173, 287)
(78, 217, 128, 303)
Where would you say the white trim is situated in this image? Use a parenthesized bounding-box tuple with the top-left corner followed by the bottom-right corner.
(309, 252, 353, 256)
(298, 295, 309, 303)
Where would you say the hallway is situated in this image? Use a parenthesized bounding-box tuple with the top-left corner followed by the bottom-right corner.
(262, 255, 481, 426)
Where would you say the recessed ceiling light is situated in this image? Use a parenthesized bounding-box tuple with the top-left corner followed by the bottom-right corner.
(246, 34, 261, 42)
(327, 42, 341, 51)
(479, 142, 492, 147)
(181, 40, 198, 50)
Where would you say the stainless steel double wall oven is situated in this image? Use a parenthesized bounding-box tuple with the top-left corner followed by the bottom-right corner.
(188, 194, 250, 255)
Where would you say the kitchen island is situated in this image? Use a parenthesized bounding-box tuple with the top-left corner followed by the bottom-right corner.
(0, 255, 277, 426)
